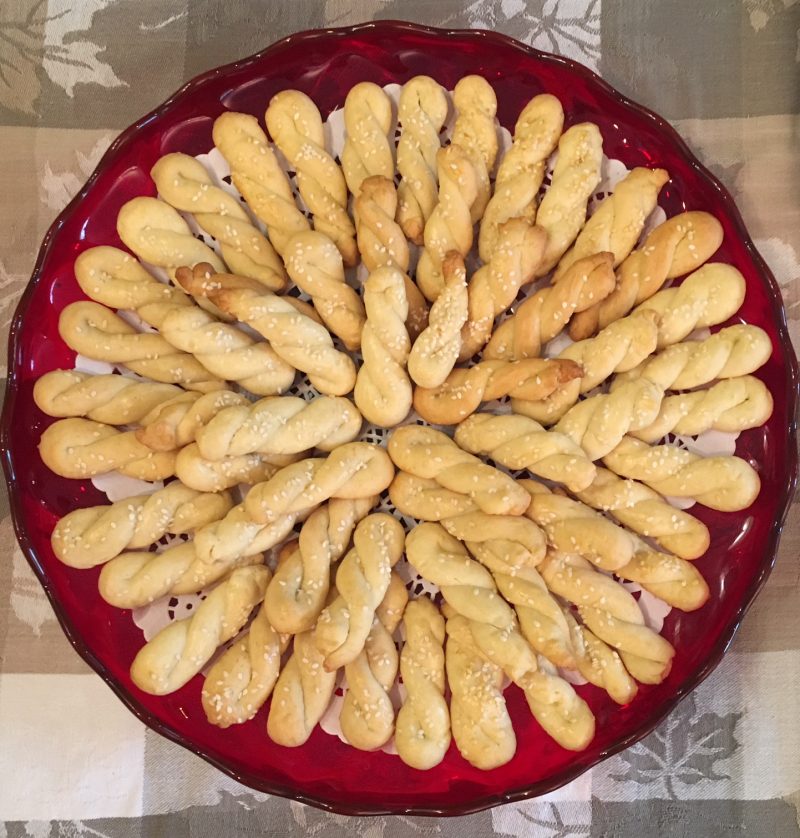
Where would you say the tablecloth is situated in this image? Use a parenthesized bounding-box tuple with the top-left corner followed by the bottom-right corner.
(1, 1, 798, 836)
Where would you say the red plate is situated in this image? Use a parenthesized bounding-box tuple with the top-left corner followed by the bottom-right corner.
(2, 21, 798, 817)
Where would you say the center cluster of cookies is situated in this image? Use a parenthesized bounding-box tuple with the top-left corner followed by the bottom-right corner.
(34, 76, 774, 772)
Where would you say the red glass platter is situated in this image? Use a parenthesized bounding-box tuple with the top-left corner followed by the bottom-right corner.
(3, 21, 798, 817)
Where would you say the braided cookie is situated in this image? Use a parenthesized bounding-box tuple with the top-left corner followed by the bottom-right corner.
(534, 123, 604, 276)
(445, 613, 516, 770)
(512, 310, 660, 424)
(353, 176, 429, 340)
(179, 265, 356, 396)
(202, 605, 289, 727)
(458, 219, 549, 362)
(635, 263, 747, 349)
(603, 437, 761, 512)
(451, 75, 498, 222)
(51, 482, 232, 569)
(150, 152, 286, 291)
(284, 231, 366, 350)
(631, 376, 773, 443)
(569, 211, 724, 339)
(551, 378, 665, 461)
(478, 93, 564, 261)
(396, 76, 449, 244)
(130, 565, 269, 695)
(34, 371, 181, 425)
(341, 82, 394, 196)
(58, 301, 225, 391)
(354, 266, 413, 427)
(195, 394, 362, 460)
(212, 111, 309, 257)
(408, 524, 595, 752)
(408, 252, 468, 388)
(244, 443, 395, 524)
(575, 467, 710, 560)
(264, 496, 376, 634)
(416, 144, 479, 301)
(395, 597, 451, 770)
(615, 324, 773, 392)
(553, 167, 670, 281)
(313, 513, 405, 670)
(175, 443, 289, 493)
(540, 551, 675, 685)
(40, 418, 176, 481)
(484, 252, 615, 361)
(388, 426, 530, 516)
(440, 511, 546, 569)
(137, 391, 248, 451)
(413, 357, 583, 426)
(339, 571, 408, 751)
(266, 90, 357, 266)
(454, 413, 597, 493)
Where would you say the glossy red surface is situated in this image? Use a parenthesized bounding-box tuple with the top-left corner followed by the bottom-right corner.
(2, 22, 798, 817)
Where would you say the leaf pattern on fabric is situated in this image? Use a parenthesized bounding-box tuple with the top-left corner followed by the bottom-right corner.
(743, 0, 799, 33)
(514, 801, 590, 838)
(10, 545, 56, 636)
(610, 694, 743, 799)
(39, 134, 112, 212)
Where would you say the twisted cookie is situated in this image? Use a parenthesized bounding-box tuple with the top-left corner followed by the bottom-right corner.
(175, 443, 288, 493)
(603, 437, 761, 512)
(341, 82, 394, 196)
(194, 394, 362, 460)
(130, 565, 269, 695)
(408, 252, 468, 388)
(40, 418, 176, 481)
(454, 412, 597, 493)
(151, 152, 286, 290)
(212, 111, 309, 257)
(416, 144, 478, 302)
(395, 597, 451, 770)
(569, 211, 724, 339)
(51, 482, 232, 568)
(451, 75, 498, 222)
(354, 266, 413, 427)
(396, 75, 448, 244)
(554, 167, 670, 281)
(353, 176, 429, 340)
(284, 231, 366, 350)
(264, 496, 376, 634)
(484, 252, 616, 361)
(266, 90, 357, 266)
(440, 511, 546, 569)
(244, 443, 395, 524)
(34, 371, 181, 425)
(478, 93, 564, 261)
(414, 357, 582, 426)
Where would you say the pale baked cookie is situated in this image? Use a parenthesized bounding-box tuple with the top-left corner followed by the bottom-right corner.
(440, 511, 546, 569)
(396, 76, 448, 244)
(264, 496, 376, 634)
(51, 482, 232, 569)
(416, 144, 478, 302)
(341, 81, 394, 196)
(534, 123, 603, 276)
(130, 565, 269, 695)
(451, 75, 498, 222)
(354, 175, 429, 340)
(284, 231, 366, 350)
(354, 266, 413, 427)
(413, 357, 583, 426)
(554, 167, 670, 281)
(266, 90, 358, 266)
(569, 210, 724, 339)
(408, 252, 468, 388)
(212, 111, 309, 258)
(151, 152, 286, 291)
(484, 252, 616, 361)
(175, 444, 291, 493)
(478, 93, 564, 261)
(395, 597, 451, 770)
(39, 418, 176, 481)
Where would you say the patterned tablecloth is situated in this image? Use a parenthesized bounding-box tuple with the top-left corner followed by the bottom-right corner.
(1, 2, 799, 836)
